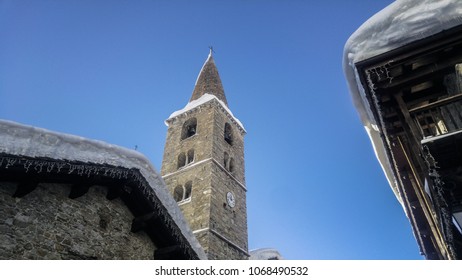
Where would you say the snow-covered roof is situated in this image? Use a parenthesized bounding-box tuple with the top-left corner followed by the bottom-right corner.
(249, 248, 283, 260)
(167, 93, 246, 133)
(0, 119, 207, 259)
(343, 0, 462, 201)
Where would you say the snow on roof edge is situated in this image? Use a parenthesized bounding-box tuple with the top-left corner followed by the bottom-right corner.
(343, 0, 462, 205)
(166, 93, 246, 132)
(249, 248, 284, 260)
(0, 119, 207, 259)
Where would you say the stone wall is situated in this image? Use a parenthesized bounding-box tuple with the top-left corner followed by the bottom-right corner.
(209, 165, 248, 259)
(208, 231, 248, 260)
(0, 182, 156, 259)
(161, 99, 248, 260)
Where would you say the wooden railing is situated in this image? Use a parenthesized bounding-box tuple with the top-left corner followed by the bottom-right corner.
(410, 93, 462, 138)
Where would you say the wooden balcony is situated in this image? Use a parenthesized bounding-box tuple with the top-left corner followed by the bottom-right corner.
(410, 93, 462, 140)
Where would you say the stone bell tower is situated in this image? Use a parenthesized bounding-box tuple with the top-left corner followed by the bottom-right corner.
(160, 51, 249, 260)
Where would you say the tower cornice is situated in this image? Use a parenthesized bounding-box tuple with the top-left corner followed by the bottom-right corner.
(165, 94, 246, 135)
(162, 157, 247, 192)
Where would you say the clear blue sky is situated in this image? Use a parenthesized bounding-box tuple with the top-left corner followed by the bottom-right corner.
(0, 0, 423, 259)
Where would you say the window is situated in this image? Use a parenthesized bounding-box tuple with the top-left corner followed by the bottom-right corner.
(173, 182, 193, 203)
(187, 149, 195, 164)
(177, 152, 186, 169)
(224, 152, 229, 169)
(184, 181, 192, 200)
(229, 158, 235, 173)
(223, 152, 235, 173)
(224, 123, 233, 145)
(181, 118, 197, 140)
(173, 185, 183, 202)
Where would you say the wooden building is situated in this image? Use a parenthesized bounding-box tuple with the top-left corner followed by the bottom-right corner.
(344, 0, 462, 259)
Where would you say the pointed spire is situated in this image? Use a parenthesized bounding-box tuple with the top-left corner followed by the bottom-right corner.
(190, 49, 228, 106)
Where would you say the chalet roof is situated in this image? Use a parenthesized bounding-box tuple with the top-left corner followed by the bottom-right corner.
(190, 51, 228, 106)
(0, 119, 207, 260)
(343, 0, 462, 202)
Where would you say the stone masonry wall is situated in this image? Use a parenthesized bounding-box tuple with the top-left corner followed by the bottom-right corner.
(161, 103, 215, 176)
(161, 99, 248, 259)
(209, 166, 248, 259)
(163, 162, 213, 232)
(211, 106, 246, 184)
(0, 182, 156, 259)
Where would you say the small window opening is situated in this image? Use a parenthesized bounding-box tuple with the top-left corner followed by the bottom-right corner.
(174, 182, 192, 203)
(223, 152, 235, 173)
(177, 152, 186, 169)
(224, 152, 229, 169)
(187, 149, 195, 164)
(181, 118, 197, 140)
(173, 186, 183, 202)
(184, 181, 192, 200)
(229, 158, 235, 173)
(224, 123, 233, 145)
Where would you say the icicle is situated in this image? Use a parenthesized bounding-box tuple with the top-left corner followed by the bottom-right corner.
(5, 158, 17, 168)
(34, 161, 45, 173)
(56, 162, 65, 173)
(46, 162, 55, 173)
(23, 160, 33, 172)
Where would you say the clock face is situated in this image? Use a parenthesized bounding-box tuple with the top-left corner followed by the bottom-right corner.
(226, 192, 236, 208)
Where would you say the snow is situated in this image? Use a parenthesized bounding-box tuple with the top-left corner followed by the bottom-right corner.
(421, 129, 462, 145)
(0, 119, 207, 259)
(167, 93, 246, 132)
(249, 248, 283, 260)
(195, 51, 213, 86)
(343, 0, 462, 202)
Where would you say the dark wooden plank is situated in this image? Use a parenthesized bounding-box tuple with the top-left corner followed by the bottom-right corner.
(394, 93, 424, 142)
(409, 93, 462, 114)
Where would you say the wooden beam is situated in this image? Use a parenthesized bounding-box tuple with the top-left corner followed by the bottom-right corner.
(384, 64, 452, 91)
(394, 93, 423, 143)
(393, 95, 430, 191)
(13, 180, 38, 198)
(409, 93, 462, 114)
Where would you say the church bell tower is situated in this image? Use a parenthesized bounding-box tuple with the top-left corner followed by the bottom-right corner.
(160, 51, 249, 260)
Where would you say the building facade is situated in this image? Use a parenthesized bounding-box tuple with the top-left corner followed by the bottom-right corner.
(0, 120, 206, 260)
(161, 51, 249, 260)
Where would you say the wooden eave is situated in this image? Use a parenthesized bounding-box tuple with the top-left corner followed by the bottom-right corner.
(0, 153, 201, 260)
(352, 25, 462, 260)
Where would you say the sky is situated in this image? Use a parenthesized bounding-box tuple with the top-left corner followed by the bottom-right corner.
(0, 0, 424, 259)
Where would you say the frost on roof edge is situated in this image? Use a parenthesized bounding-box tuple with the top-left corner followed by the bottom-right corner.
(0, 119, 207, 259)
